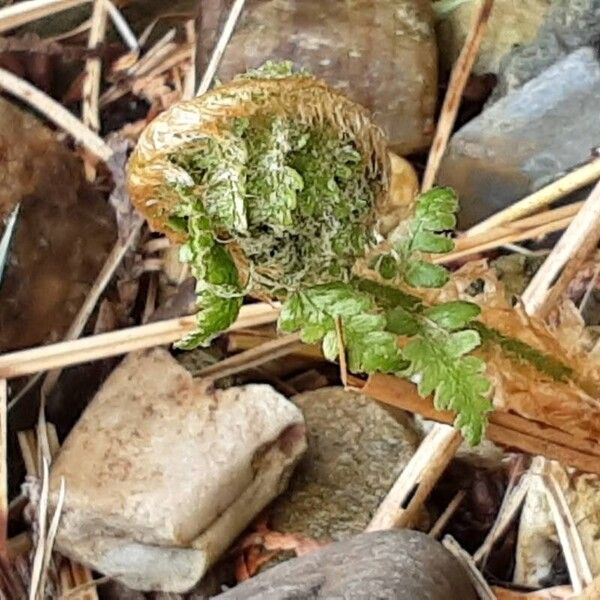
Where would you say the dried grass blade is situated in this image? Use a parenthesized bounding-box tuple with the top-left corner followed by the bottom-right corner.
(544, 474, 593, 593)
(442, 535, 496, 600)
(421, 0, 494, 191)
(196, 0, 246, 96)
(102, 0, 137, 51)
(0, 67, 112, 162)
(28, 458, 49, 600)
(0, 0, 90, 34)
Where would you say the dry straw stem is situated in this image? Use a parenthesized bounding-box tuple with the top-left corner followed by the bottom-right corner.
(226, 330, 323, 359)
(544, 472, 593, 594)
(182, 19, 196, 100)
(429, 490, 466, 539)
(421, 0, 494, 192)
(393, 0, 495, 533)
(82, 0, 107, 133)
(437, 202, 581, 264)
(442, 535, 496, 600)
(522, 180, 600, 318)
(467, 158, 600, 236)
(82, 0, 108, 180)
(0, 303, 279, 379)
(0, 0, 90, 34)
(196, 0, 246, 96)
(102, 0, 138, 51)
(0, 67, 112, 162)
(473, 471, 531, 564)
(196, 332, 302, 381)
(365, 423, 462, 531)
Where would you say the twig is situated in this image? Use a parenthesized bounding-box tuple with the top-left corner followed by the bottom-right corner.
(0, 303, 280, 379)
(366, 424, 462, 531)
(81, 0, 108, 180)
(9, 221, 143, 411)
(467, 158, 600, 235)
(17, 431, 37, 478)
(38, 478, 65, 600)
(141, 273, 158, 324)
(436, 203, 580, 264)
(0, 205, 19, 285)
(102, 0, 138, 51)
(521, 181, 600, 318)
(69, 562, 98, 600)
(334, 318, 348, 389)
(0, 381, 5, 559)
(61, 574, 111, 599)
(421, 0, 494, 192)
(0, 0, 90, 34)
(473, 471, 531, 564)
(442, 536, 496, 600)
(544, 474, 593, 594)
(196, 333, 302, 381)
(578, 261, 600, 313)
(226, 330, 323, 359)
(182, 19, 196, 100)
(387, 1, 496, 524)
(143, 236, 170, 254)
(128, 28, 176, 77)
(28, 458, 49, 600)
(196, 0, 246, 96)
(0, 67, 112, 162)
(429, 490, 466, 539)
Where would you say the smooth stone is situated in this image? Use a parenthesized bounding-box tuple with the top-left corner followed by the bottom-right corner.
(196, 0, 438, 154)
(437, 0, 552, 75)
(214, 530, 477, 600)
(49, 349, 307, 593)
(437, 48, 600, 228)
(491, 0, 600, 100)
(268, 387, 420, 543)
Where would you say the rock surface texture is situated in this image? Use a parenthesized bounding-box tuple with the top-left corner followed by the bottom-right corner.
(491, 0, 600, 100)
(196, 0, 437, 154)
(214, 530, 477, 600)
(437, 0, 552, 75)
(269, 387, 420, 541)
(438, 48, 600, 228)
(49, 349, 307, 592)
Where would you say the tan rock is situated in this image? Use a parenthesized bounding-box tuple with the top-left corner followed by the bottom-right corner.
(269, 387, 420, 543)
(50, 348, 307, 592)
(197, 0, 438, 154)
(437, 0, 552, 75)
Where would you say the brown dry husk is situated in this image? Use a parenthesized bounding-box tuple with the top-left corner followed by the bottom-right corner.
(425, 260, 600, 442)
(127, 76, 392, 242)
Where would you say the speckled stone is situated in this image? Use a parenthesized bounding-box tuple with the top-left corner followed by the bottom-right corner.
(214, 530, 477, 600)
(269, 387, 420, 541)
(196, 0, 438, 154)
(438, 48, 600, 229)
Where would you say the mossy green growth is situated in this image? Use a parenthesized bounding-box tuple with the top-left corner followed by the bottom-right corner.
(168, 113, 381, 347)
